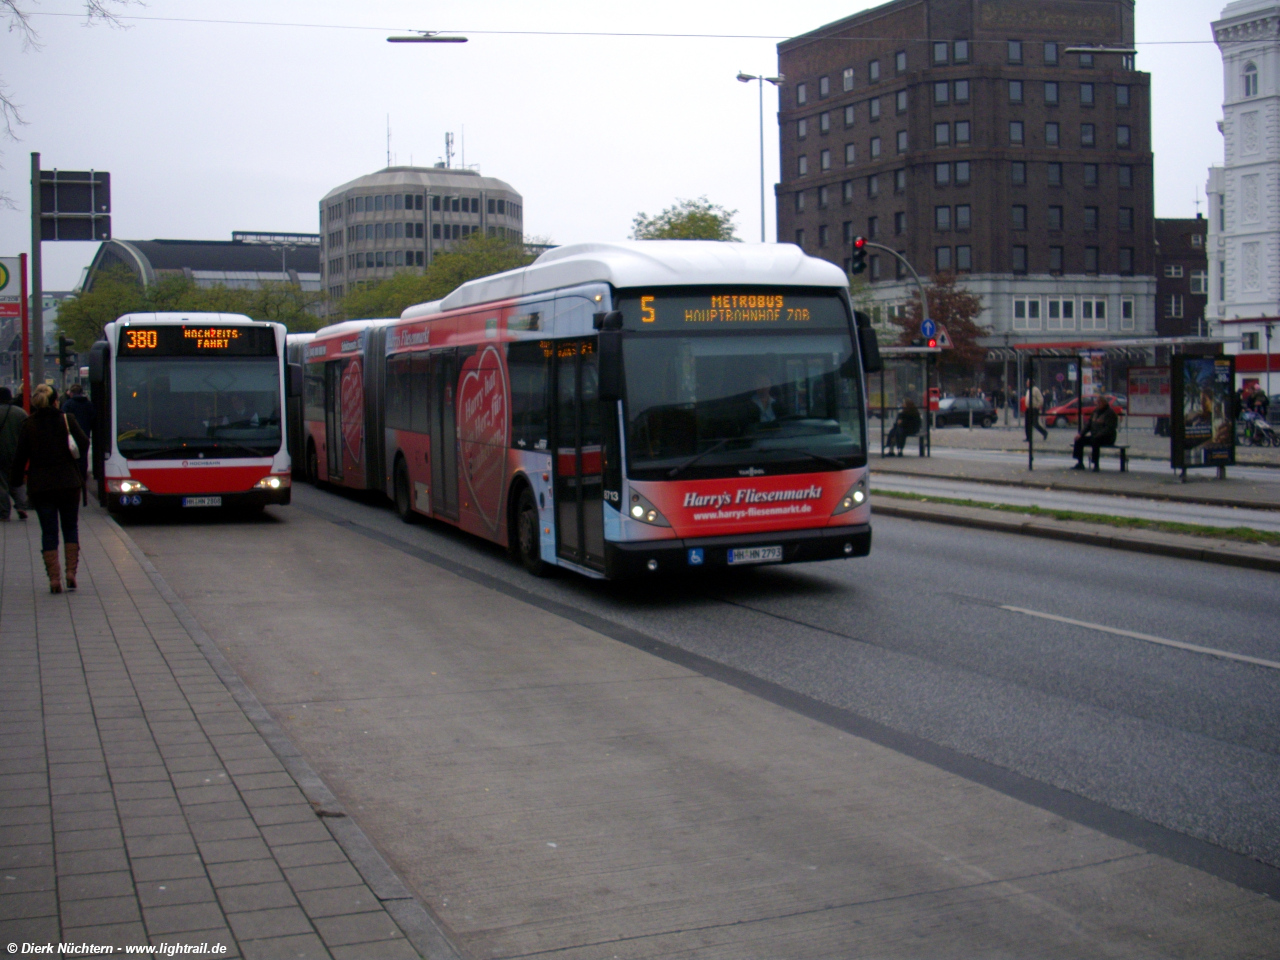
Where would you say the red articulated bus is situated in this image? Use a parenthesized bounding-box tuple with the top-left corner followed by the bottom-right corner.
(303, 241, 881, 578)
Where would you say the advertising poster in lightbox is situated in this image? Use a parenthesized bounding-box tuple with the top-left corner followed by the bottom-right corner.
(1171, 356, 1235, 469)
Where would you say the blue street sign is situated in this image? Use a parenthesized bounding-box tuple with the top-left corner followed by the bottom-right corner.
(920, 319, 936, 338)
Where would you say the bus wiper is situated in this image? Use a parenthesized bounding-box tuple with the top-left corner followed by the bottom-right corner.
(790, 449, 846, 470)
(667, 438, 734, 478)
(208, 440, 273, 458)
(126, 446, 199, 460)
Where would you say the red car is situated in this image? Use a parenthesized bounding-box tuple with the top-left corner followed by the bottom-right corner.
(1044, 395, 1126, 428)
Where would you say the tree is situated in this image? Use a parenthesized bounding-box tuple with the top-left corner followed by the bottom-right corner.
(338, 233, 541, 320)
(631, 197, 739, 241)
(891, 272, 989, 371)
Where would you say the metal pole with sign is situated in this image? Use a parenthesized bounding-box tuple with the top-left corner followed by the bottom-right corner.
(29, 154, 43, 385)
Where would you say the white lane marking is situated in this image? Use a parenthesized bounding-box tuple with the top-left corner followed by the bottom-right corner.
(1000, 605, 1280, 671)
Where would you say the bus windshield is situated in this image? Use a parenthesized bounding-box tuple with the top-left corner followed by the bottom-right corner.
(115, 357, 282, 458)
(622, 327, 865, 479)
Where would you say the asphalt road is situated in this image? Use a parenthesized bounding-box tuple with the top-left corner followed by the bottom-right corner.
(202, 484, 1280, 876)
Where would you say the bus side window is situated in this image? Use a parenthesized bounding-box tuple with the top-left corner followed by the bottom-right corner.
(303, 367, 325, 422)
(410, 355, 431, 434)
(385, 355, 411, 430)
(508, 340, 549, 451)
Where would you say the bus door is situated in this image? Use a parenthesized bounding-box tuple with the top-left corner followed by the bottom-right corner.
(324, 360, 344, 481)
(554, 339, 605, 569)
(430, 349, 459, 519)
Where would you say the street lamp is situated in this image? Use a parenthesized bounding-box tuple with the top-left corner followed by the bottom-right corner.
(737, 71, 784, 243)
(387, 31, 468, 43)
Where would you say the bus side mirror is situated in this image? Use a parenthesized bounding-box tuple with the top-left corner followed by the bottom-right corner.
(593, 311, 623, 331)
(287, 363, 304, 398)
(88, 341, 108, 384)
(854, 310, 883, 373)
(598, 330, 623, 402)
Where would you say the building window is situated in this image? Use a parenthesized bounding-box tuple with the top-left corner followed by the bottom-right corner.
(795, 191, 806, 213)
(1080, 82, 1095, 106)
(1012, 246, 1029, 274)
(818, 185, 830, 208)
(1219, 200, 1226, 232)
(819, 75, 830, 97)
(1048, 162, 1063, 186)
(432, 195, 441, 211)
(867, 215, 879, 239)
(797, 83, 807, 105)
(1119, 166, 1133, 189)
(1244, 62, 1259, 98)
(1048, 205, 1063, 231)
(1011, 204, 1027, 230)
(896, 90, 908, 113)
(894, 169, 907, 192)
(935, 206, 952, 230)
(1165, 294, 1184, 318)
(798, 155, 808, 176)
(1117, 125, 1131, 148)
(1008, 40, 1022, 64)
(1009, 80, 1024, 103)
(798, 118, 808, 139)
(895, 211, 907, 234)
(1084, 247, 1100, 275)
(896, 50, 907, 73)
(954, 39, 970, 63)
(1084, 163, 1099, 187)
(1079, 52, 1094, 68)
(1119, 207, 1134, 231)
(936, 247, 952, 271)
(795, 229, 805, 248)
(868, 175, 880, 198)
(843, 67, 855, 92)
(1120, 296, 1135, 330)
(954, 79, 970, 102)
(1044, 42, 1059, 65)
(845, 143, 856, 164)
(819, 224, 829, 247)
(1013, 296, 1041, 330)
(1045, 122, 1060, 147)
(870, 255, 881, 280)
(845, 104, 856, 127)
(1011, 161, 1026, 185)
(956, 204, 971, 230)
(1082, 296, 1106, 329)
(432, 223, 441, 239)
(1081, 123, 1096, 147)
(935, 162, 951, 185)
(956, 245, 972, 271)
(1190, 269, 1208, 293)
(870, 98, 882, 120)
(934, 81, 950, 104)
(1047, 296, 1074, 329)
(869, 59, 881, 83)
(1049, 246, 1064, 274)
(1243, 331, 1260, 350)
(955, 161, 971, 185)
(1119, 247, 1134, 275)
(933, 41, 949, 64)
(1116, 84, 1130, 107)
(1045, 81, 1059, 105)
(1010, 121, 1025, 145)
(870, 136, 882, 158)
(843, 221, 854, 244)
(842, 180, 854, 202)
(1084, 207, 1099, 231)
(934, 122, 950, 146)
(1219, 261, 1227, 299)
(821, 149, 832, 170)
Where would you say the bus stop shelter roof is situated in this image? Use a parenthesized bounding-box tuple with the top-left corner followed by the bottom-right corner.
(980, 337, 1238, 361)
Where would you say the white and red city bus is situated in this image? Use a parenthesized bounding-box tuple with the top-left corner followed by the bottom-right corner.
(88, 312, 298, 512)
(302, 241, 880, 578)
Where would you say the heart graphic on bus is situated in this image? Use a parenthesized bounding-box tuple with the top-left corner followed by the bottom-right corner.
(340, 358, 365, 473)
(456, 344, 509, 531)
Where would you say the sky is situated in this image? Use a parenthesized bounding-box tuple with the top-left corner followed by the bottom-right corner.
(0, 0, 1233, 290)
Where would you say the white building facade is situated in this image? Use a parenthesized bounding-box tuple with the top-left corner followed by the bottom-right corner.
(1207, 0, 1280, 390)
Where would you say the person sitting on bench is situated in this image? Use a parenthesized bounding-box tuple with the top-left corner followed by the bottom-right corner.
(1072, 395, 1119, 470)
(885, 399, 922, 456)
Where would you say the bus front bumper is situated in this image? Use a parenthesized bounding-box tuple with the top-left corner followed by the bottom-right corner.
(106, 488, 291, 511)
(604, 524, 871, 577)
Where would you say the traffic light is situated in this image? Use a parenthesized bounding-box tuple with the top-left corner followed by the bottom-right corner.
(926, 337, 938, 349)
(850, 236, 867, 275)
(58, 335, 76, 372)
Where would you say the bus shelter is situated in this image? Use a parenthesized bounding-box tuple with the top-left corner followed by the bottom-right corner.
(872, 345, 941, 457)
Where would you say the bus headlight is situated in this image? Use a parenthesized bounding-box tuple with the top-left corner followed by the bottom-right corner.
(254, 475, 291, 490)
(832, 474, 869, 515)
(627, 490, 670, 527)
(107, 478, 150, 494)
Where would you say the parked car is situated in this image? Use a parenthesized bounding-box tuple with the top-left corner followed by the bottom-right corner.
(1044, 395, 1126, 428)
(933, 397, 997, 428)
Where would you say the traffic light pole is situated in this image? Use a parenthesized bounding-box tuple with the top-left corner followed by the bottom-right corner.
(29, 152, 43, 387)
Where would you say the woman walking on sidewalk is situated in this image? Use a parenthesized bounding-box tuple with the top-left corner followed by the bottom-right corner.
(9, 384, 90, 593)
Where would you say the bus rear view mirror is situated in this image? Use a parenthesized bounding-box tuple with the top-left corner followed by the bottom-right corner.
(287, 363, 304, 398)
(598, 330, 623, 402)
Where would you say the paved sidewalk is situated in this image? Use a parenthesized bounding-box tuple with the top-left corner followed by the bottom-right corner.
(0, 506, 454, 958)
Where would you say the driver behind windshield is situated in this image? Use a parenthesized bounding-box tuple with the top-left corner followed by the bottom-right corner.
(747, 372, 787, 425)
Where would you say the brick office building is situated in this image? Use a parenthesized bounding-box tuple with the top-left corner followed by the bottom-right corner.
(777, 0, 1156, 344)
(1153, 216, 1209, 337)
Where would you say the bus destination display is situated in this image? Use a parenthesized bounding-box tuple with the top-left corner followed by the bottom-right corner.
(621, 292, 848, 331)
(118, 325, 277, 356)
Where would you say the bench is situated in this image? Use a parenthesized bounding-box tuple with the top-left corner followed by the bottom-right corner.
(1089, 445, 1129, 472)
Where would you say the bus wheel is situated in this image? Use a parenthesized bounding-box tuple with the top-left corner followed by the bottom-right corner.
(515, 485, 548, 577)
(393, 457, 414, 522)
(306, 442, 320, 486)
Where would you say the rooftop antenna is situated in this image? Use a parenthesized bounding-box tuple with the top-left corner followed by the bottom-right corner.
(444, 132, 454, 168)
(1194, 185, 1203, 218)
(386, 115, 391, 167)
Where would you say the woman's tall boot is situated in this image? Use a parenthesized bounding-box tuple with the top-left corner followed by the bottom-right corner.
(64, 543, 79, 591)
(42, 549, 62, 594)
